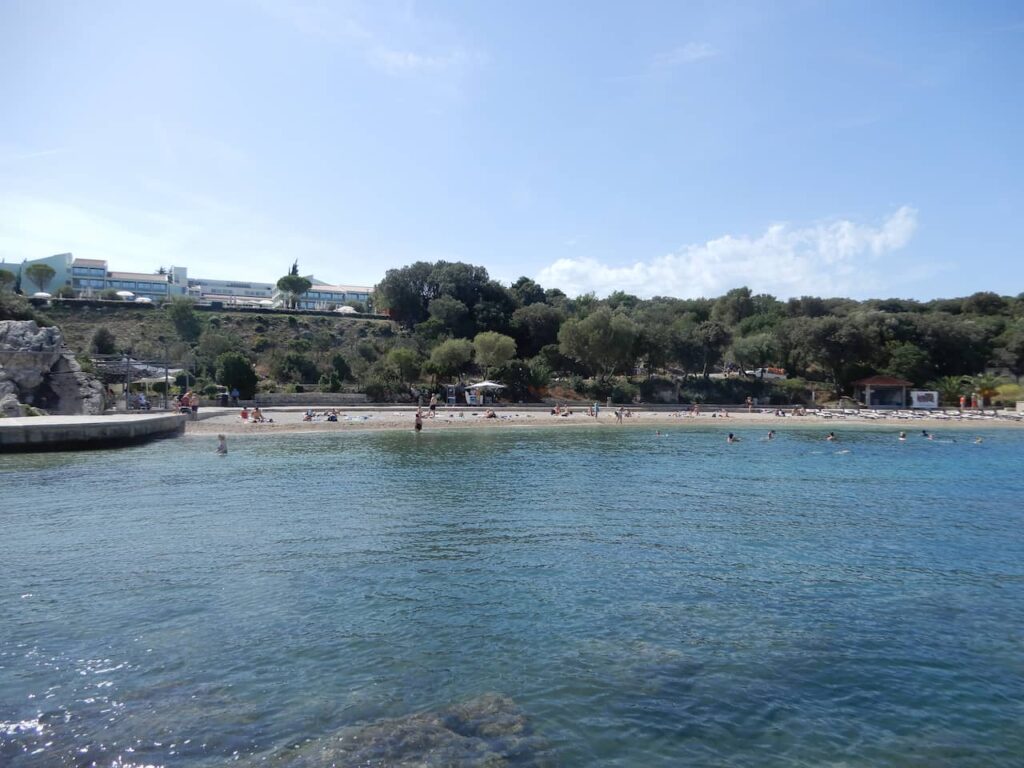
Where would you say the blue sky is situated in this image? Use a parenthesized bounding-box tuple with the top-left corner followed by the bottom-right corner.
(1, 0, 1022, 299)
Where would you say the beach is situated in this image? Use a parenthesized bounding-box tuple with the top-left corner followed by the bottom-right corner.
(185, 405, 1024, 436)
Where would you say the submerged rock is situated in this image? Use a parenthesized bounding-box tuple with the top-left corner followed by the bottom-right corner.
(265, 693, 549, 767)
(0, 320, 103, 415)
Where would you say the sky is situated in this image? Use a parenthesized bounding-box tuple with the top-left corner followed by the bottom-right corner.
(1, 0, 1022, 300)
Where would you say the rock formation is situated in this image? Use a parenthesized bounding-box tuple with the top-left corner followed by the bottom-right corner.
(0, 320, 104, 416)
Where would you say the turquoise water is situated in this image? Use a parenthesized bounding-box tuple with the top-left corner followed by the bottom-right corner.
(2, 425, 1023, 767)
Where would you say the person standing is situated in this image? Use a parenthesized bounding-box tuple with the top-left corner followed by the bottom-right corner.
(216, 434, 228, 455)
(429, 392, 438, 418)
(415, 409, 423, 432)
(230, 387, 240, 406)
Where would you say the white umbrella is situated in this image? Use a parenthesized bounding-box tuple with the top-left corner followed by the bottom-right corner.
(336, 305, 357, 314)
(259, 299, 274, 306)
(32, 292, 52, 298)
(466, 380, 506, 389)
(116, 290, 135, 299)
(134, 296, 153, 304)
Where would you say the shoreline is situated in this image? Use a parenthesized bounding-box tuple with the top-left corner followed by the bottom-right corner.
(184, 406, 1024, 437)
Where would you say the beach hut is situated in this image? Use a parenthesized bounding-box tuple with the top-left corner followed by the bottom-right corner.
(853, 375, 913, 409)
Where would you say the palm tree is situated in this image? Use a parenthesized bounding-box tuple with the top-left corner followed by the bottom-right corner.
(927, 375, 964, 406)
(965, 373, 1005, 407)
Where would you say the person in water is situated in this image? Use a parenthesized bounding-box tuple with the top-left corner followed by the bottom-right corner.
(767, 430, 775, 440)
(727, 433, 739, 443)
(826, 431, 836, 441)
(216, 434, 228, 455)
(898, 431, 906, 441)
(414, 409, 423, 432)
(922, 429, 933, 440)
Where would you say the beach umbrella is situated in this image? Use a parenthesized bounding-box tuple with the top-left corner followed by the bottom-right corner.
(116, 290, 135, 299)
(336, 305, 357, 314)
(467, 381, 506, 389)
(32, 292, 52, 298)
(134, 296, 153, 304)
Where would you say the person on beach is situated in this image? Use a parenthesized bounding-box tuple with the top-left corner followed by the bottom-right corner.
(429, 393, 438, 417)
(240, 407, 249, 422)
(745, 396, 753, 412)
(415, 409, 423, 432)
(826, 431, 836, 441)
(593, 402, 600, 418)
(252, 407, 264, 423)
(230, 387, 239, 406)
(216, 434, 228, 455)
(190, 393, 199, 420)
(615, 407, 624, 423)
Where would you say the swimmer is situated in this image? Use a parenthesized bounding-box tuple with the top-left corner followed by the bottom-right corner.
(414, 409, 423, 432)
(898, 431, 906, 441)
(922, 429, 932, 440)
(767, 430, 775, 440)
(727, 433, 740, 443)
(974, 436, 984, 444)
(826, 431, 836, 441)
(216, 434, 228, 455)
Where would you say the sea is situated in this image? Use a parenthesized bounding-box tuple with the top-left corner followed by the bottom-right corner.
(2, 424, 1022, 767)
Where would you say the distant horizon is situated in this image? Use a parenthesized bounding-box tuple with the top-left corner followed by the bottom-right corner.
(3, 247, 1024, 304)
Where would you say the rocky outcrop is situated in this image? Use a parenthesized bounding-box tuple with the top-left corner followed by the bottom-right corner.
(0, 320, 104, 415)
(259, 693, 549, 767)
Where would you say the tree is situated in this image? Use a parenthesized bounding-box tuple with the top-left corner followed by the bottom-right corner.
(510, 303, 565, 358)
(374, 261, 435, 326)
(965, 373, 1005, 407)
(429, 338, 474, 380)
(24, 263, 56, 293)
(330, 354, 352, 381)
(994, 325, 1024, 382)
(927, 375, 965, 406)
(473, 332, 516, 377)
(0, 269, 14, 292)
(276, 274, 312, 309)
(385, 347, 424, 388)
(428, 295, 471, 337)
(167, 298, 203, 342)
(558, 307, 639, 378)
(729, 332, 777, 373)
(216, 351, 258, 399)
(90, 327, 117, 354)
(691, 320, 732, 378)
(881, 341, 931, 385)
(510, 276, 546, 307)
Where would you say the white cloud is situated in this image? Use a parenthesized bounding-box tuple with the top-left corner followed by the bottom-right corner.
(536, 207, 919, 299)
(653, 42, 719, 68)
(369, 46, 470, 75)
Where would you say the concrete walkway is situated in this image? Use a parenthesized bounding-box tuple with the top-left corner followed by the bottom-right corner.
(0, 413, 188, 452)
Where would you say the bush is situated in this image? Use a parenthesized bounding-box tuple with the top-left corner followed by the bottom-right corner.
(55, 286, 76, 298)
(216, 351, 258, 399)
(319, 371, 343, 393)
(90, 326, 117, 354)
(611, 380, 639, 404)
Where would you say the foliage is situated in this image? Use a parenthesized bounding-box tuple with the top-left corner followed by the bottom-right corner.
(167, 298, 203, 342)
(271, 351, 319, 384)
(276, 274, 312, 308)
(215, 351, 258, 399)
(319, 371, 343, 393)
(473, 331, 516, 375)
(90, 326, 117, 354)
(0, 291, 38, 321)
(25, 263, 56, 293)
(0, 268, 15, 291)
(927, 375, 965, 405)
(55, 285, 76, 299)
(429, 338, 474, 379)
(558, 308, 638, 377)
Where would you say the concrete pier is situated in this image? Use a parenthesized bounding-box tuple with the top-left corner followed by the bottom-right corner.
(0, 413, 188, 452)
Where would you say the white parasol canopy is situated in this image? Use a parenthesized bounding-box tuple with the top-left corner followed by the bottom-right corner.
(134, 296, 153, 303)
(466, 380, 506, 389)
(116, 290, 135, 299)
(32, 292, 52, 298)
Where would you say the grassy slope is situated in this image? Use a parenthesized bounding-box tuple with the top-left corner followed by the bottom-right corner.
(43, 303, 396, 381)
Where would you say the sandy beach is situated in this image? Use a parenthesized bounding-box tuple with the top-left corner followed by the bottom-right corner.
(185, 406, 1024, 437)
